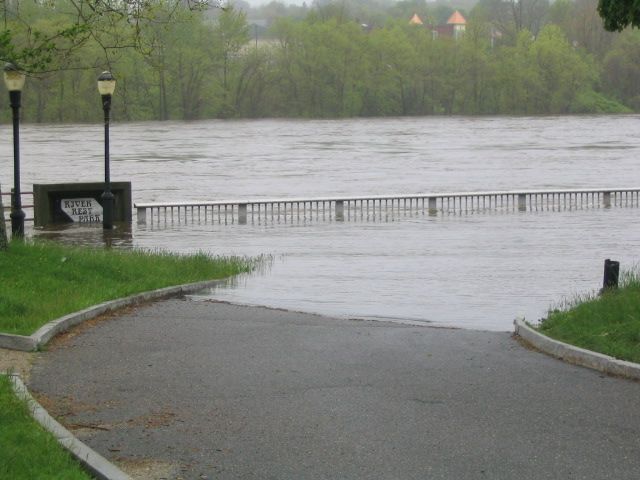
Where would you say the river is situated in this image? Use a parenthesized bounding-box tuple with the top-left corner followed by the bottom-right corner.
(1, 115, 639, 330)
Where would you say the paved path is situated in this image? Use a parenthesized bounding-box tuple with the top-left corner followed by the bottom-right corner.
(29, 299, 640, 479)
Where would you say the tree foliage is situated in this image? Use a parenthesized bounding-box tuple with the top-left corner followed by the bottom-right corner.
(0, 0, 637, 121)
(597, 0, 640, 32)
(602, 30, 640, 108)
(0, 0, 220, 72)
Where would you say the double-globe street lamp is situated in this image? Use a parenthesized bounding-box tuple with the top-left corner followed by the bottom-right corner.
(98, 71, 116, 230)
(3, 68, 117, 233)
(3, 63, 26, 238)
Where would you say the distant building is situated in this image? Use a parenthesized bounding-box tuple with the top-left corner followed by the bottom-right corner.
(410, 10, 467, 40)
(409, 13, 424, 26)
(445, 11, 467, 40)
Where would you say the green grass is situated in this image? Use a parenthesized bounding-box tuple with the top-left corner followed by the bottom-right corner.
(0, 374, 92, 479)
(0, 240, 254, 335)
(538, 272, 640, 363)
(0, 241, 253, 478)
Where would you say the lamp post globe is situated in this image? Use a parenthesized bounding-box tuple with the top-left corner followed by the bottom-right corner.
(98, 71, 116, 229)
(3, 63, 26, 238)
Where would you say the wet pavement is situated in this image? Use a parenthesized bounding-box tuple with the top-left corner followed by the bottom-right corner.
(29, 299, 640, 479)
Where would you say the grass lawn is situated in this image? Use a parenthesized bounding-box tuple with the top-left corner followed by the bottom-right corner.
(0, 239, 254, 478)
(0, 375, 92, 479)
(538, 273, 640, 363)
(0, 240, 253, 335)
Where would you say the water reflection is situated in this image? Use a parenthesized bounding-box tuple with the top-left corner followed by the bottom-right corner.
(35, 222, 133, 249)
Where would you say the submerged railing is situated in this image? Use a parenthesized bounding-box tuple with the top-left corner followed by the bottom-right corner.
(135, 188, 640, 226)
(1, 191, 34, 223)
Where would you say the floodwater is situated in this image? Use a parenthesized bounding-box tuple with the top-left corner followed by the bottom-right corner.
(1, 115, 639, 330)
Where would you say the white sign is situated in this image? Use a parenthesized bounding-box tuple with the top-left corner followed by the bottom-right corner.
(61, 198, 103, 223)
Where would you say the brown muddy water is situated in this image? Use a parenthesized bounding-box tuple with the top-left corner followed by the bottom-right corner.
(2, 115, 639, 330)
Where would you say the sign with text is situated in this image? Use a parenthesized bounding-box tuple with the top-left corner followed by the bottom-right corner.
(61, 198, 103, 223)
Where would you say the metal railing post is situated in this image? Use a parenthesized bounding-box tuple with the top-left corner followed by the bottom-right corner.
(335, 200, 344, 221)
(518, 194, 526, 212)
(137, 207, 147, 225)
(239, 203, 248, 224)
(428, 197, 437, 215)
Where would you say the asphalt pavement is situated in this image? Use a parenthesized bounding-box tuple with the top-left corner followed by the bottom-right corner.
(28, 298, 640, 479)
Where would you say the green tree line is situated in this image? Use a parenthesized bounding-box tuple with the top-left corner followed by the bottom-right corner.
(1, 0, 639, 122)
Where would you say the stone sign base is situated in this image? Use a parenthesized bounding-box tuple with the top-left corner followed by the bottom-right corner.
(33, 182, 132, 227)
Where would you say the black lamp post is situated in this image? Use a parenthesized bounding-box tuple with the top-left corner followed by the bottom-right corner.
(98, 71, 116, 229)
(3, 63, 26, 238)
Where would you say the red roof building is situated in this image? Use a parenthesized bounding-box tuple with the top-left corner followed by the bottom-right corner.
(411, 10, 467, 40)
(447, 11, 467, 26)
(446, 10, 467, 40)
(409, 13, 424, 25)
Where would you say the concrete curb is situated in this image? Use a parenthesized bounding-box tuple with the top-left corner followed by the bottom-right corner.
(0, 279, 225, 352)
(514, 318, 640, 380)
(6, 373, 131, 480)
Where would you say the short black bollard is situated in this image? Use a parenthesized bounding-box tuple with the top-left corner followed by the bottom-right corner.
(602, 259, 620, 291)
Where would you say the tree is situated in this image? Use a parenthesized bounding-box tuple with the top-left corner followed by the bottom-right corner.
(602, 30, 640, 109)
(543, 0, 614, 56)
(563, 0, 615, 58)
(529, 25, 594, 112)
(0, 0, 631, 120)
(233, 47, 274, 117)
(457, 20, 494, 114)
(493, 30, 539, 113)
(598, 0, 640, 31)
(387, 0, 429, 22)
(508, 0, 550, 35)
(363, 25, 417, 115)
(0, 0, 225, 73)
(473, 0, 548, 43)
(211, 8, 251, 117)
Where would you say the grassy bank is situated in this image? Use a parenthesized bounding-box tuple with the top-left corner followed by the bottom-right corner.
(0, 375, 91, 479)
(538, 273, 640, 363)
(0, 240, 253, 336)
(0, 240, 252, 478)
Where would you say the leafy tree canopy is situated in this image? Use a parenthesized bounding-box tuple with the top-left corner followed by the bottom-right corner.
(0, 0, 224, 73)
(598, 0, 640, 31)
